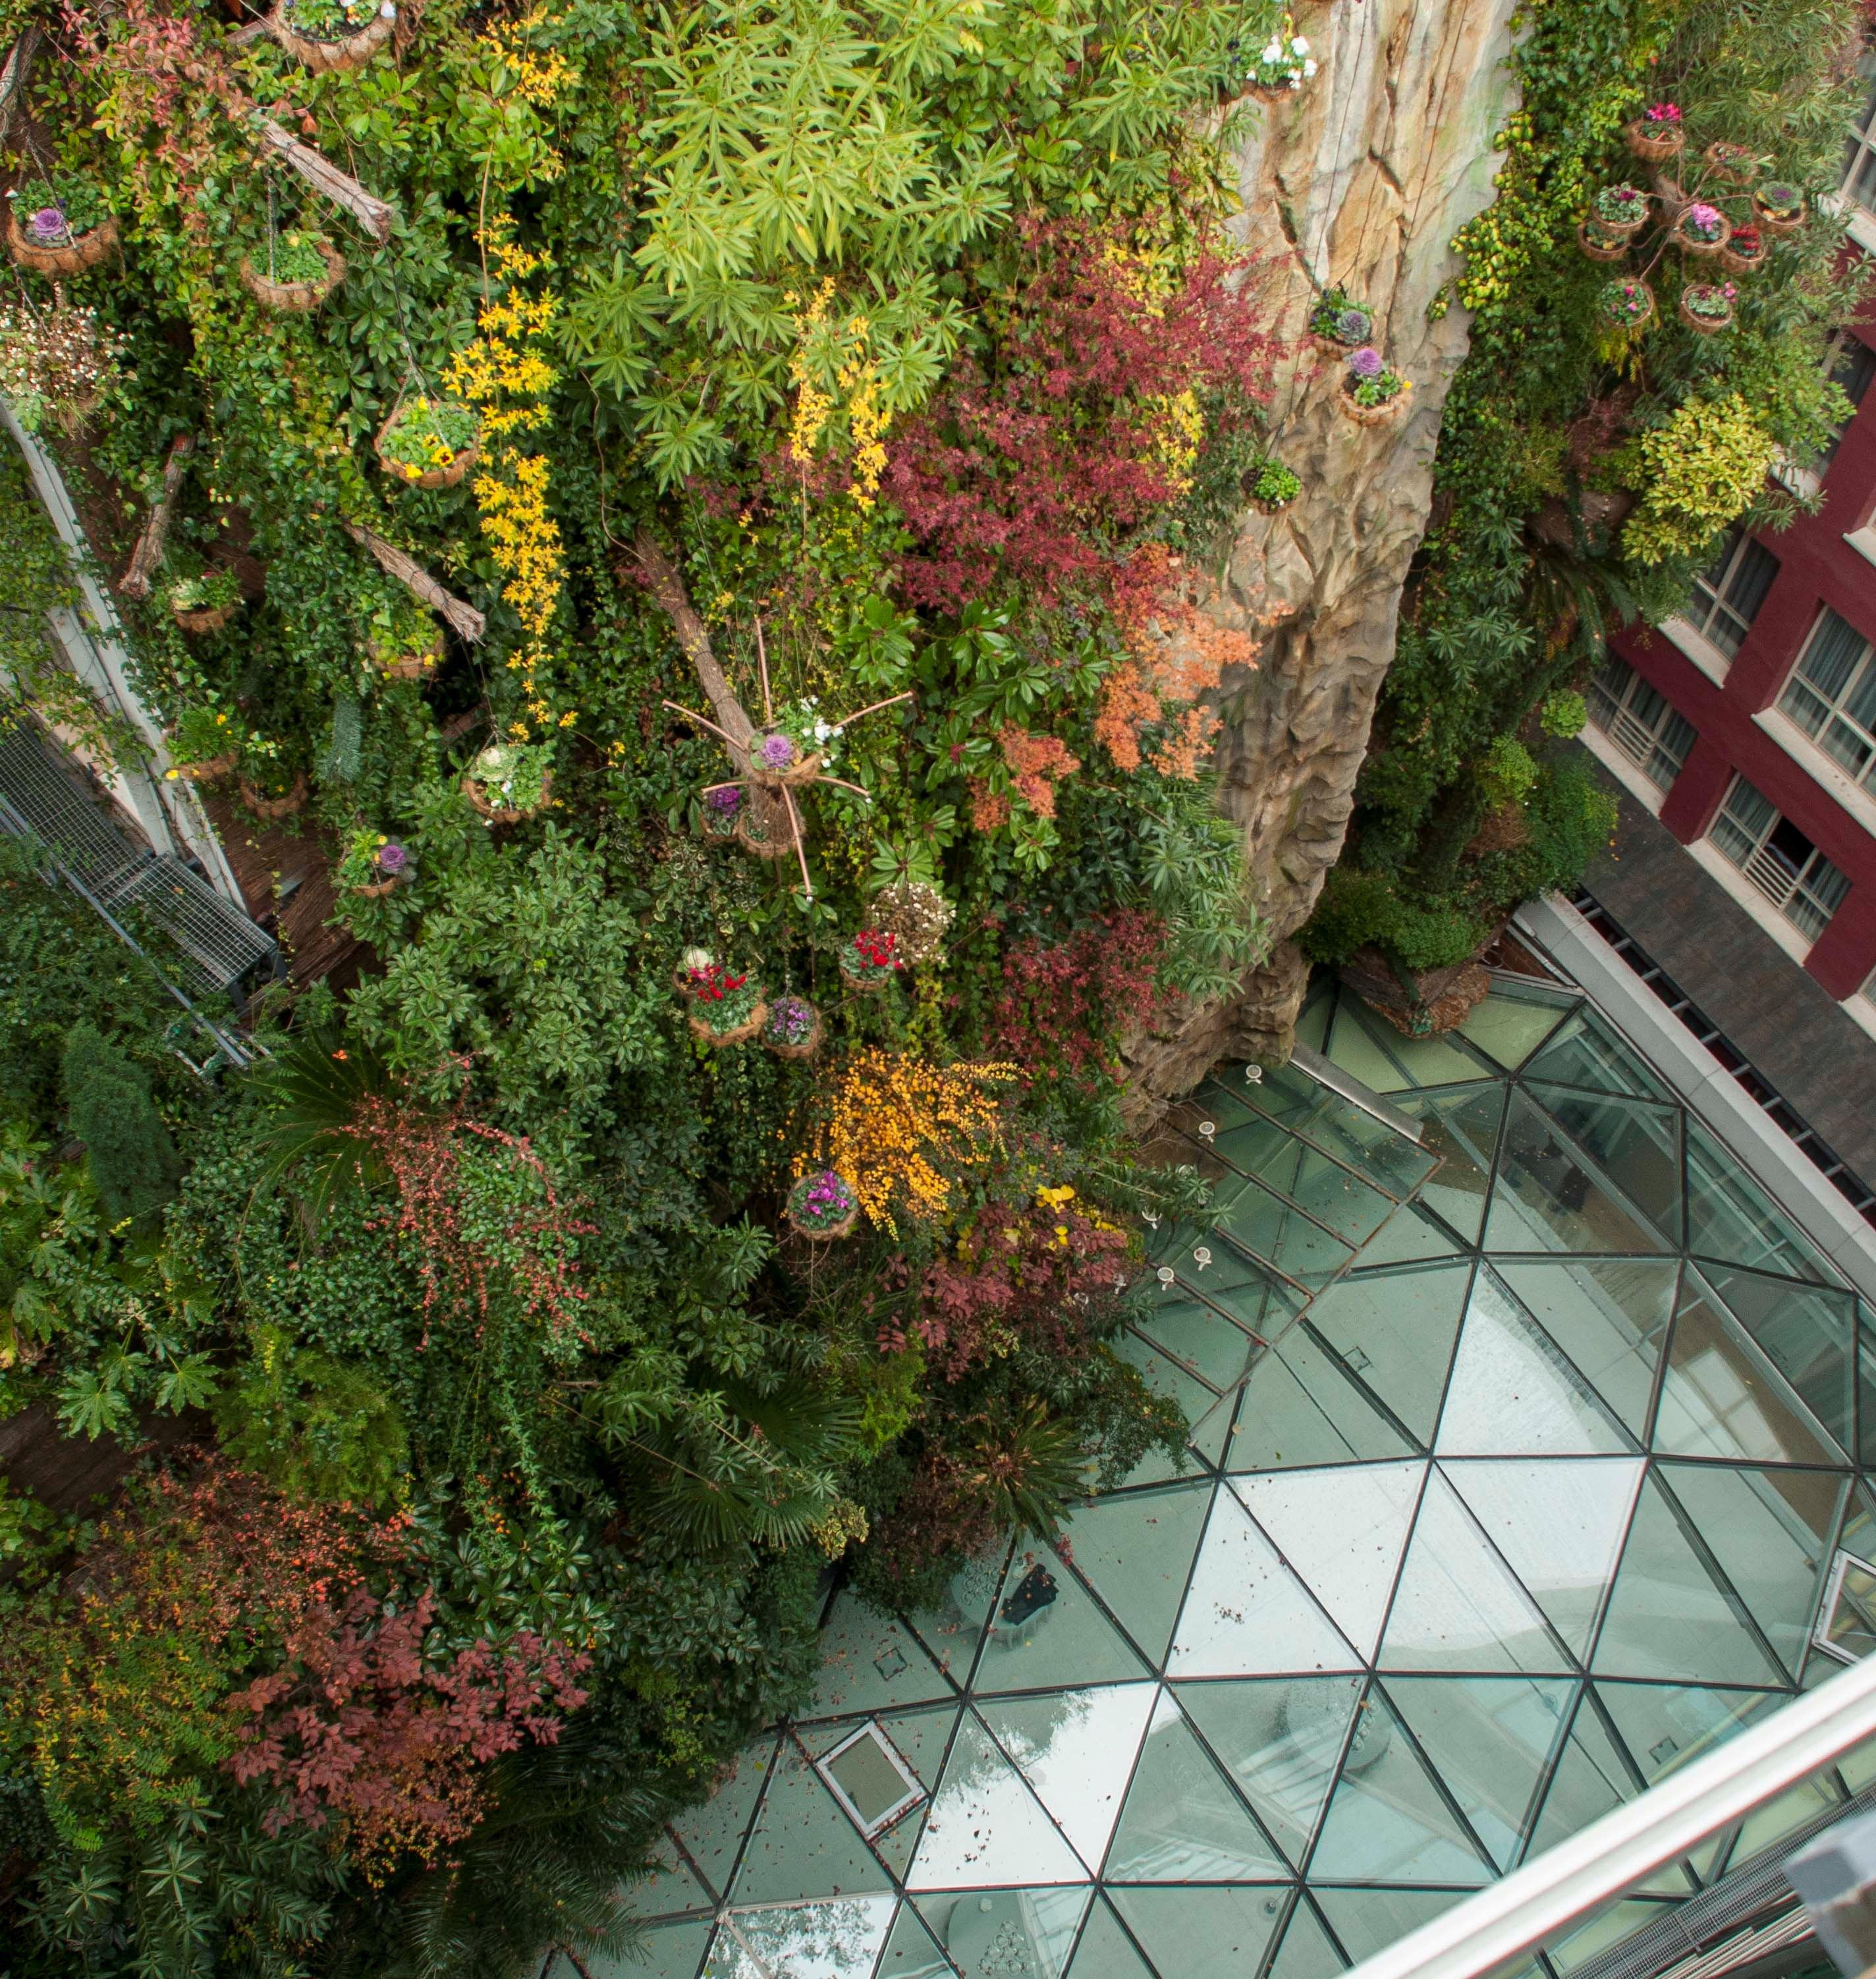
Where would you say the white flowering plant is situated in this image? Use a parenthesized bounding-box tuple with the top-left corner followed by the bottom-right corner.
(771, 697, 842, 769)
(0, 303, 127, 435)
(1244, 18, 1316, 91)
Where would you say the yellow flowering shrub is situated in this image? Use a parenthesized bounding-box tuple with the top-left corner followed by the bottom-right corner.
(1622, 394, 1777, 567)
(804, 1049, 1015, 1235)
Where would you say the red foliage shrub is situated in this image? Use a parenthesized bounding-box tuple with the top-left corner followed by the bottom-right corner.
(885, 217, 1276, 614)
(982, 909, 1167, 1080)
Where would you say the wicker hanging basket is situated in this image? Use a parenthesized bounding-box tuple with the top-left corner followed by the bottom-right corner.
(1718, 237, 1766, 277)
(168, 748, 238, 783)
(268, 0, 396, 73)
(746, 739, 823, 791)
(1703, 142, 1760, 185)
(1678, 287, 1736, 335)
(239, 240, 347, 313)
(1577, 222, 1632, 265)
(735, 809, 794, 861)
(1752, 189, 1806, 236)
(688, 996, 768, 1048)
(369, 628, 443, 679)
(238, 770, 310, 821)
(375, 407, 480, 491)
(786, 1174, 860, 1241)
(348, 871, 403, 900)
(1625, 119, 1684, 163)
(1672, 211, 1732, 258)
(1336, 379, 1412, 427)
(462, 768, 551, 825)
(1597, 279, 1656, 333)
(763, 1000, 824, 1062)
(172, 599, 241, 636)
(5, 211, 118, 277)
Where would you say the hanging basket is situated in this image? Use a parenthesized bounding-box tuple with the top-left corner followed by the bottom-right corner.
(1679, 287, 1736, 335)
(786, 1172, 860, 1241)
(1577, 222, 1632, 265)
(462, 768, 551, 825)
(746, 739, 823, 791)
(735, 809, 794, 861)
(6, 211, 118, 277)
(1752, 189, 1806, 236)
(172, 599, 240, 636)
(1625, 119, 1684, 163)
(1718, 236, 1766, 277)
(1672, 211, 1731, 258)
(374, 408, 480, 491)
(238, 770, 310, 821)
(239, 240, 347, 313)
(268, 0, 396, 73)
(369, 629, 443, 679)
(1335, 379, 1411, 427)
(688, 996, 768, 1048)
(1703, 142, 1760, 185)
(168, 748, 238, 783)
(1597, 279, 1656, 332)
(348, 871, 403, 900)
(762, 998, 824, 1062)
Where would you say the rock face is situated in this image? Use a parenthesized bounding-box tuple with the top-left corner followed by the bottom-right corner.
(1121, 0, 1520, 1120)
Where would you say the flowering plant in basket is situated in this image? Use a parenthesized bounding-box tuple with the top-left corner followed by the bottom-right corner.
(1247, 458, 1301, 509)
(1597, 277, 1655, 329)
(1344, 346, 1408, 410)
(786, 1170, 860, 1239)
(1592, 185, 1648, 232)
(337, 830, 412, 896)
(7, 178, 111, 247)
(1679, 281, 1736, 332)
(763, 993, 822, 1059)
(1241, 19, 1315, 92)
(1674, 202, 1729, 252)
(463, 740, 553, 819)
(1628, 102, 1683, 160)
(280, 0, 379, 36)
(1752, 182, 1804, 232)
(165, 704, 244, 779)
(684, 963, 765, 1044)
(1721, 225, 1765, 273)
(1307, 286, 1372, 346)
(377, 396, 479, 484)
(839, 929, 906, 989)
(702, 784, 742, 836)
(0, 299, 126, 432)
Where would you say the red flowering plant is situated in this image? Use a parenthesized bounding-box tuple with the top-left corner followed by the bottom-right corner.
(983, 909, 1170, 1086)
(839, 927, 906, 989)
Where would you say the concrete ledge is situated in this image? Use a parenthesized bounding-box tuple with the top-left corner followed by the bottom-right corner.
(1515, 892, 1876, 1304)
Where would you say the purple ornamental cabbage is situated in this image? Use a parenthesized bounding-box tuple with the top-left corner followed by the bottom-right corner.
(706, 784, 742, 815)
(1348, 346, 1385, 380)
(27, 206, 67, 244)
(375, 840, 408, 875)
(1335, 308, 1371, 342)
(759, 732, 796, 770)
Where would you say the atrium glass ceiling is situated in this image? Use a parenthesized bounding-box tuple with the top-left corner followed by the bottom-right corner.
(591, 977, 1876, 1979)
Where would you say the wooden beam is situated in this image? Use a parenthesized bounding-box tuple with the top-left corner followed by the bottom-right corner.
(343, 522, 485, 641)
(118, 436, 194, 602)
(256, 116, 395, 242)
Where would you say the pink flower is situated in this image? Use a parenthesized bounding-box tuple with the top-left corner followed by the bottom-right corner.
(1645, 101, 1682, 124)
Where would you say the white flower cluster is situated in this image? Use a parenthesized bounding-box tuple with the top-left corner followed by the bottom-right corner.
(784, 696, 844, 767)
(0, 304, 128, 436)
(1247, 31, 1317, 90)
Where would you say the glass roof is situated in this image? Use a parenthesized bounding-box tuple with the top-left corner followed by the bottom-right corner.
(597, 978, 1876, 1979)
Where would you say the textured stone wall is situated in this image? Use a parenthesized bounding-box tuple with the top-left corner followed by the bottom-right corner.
(1120, 0, 1523, 1118)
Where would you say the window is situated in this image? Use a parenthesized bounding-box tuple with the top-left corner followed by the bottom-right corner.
(1817, 334, 1876, 470)
(1780, 607, 1876, 788)
(1586, 655, 1696, 790)
(1842, 50, 1876, 211)
(1709, 776, 1851, 942)
(815, 1722, 925, 1839)
(1682, 527, 1779, 660)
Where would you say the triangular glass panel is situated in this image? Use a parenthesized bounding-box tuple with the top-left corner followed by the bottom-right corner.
(1057, 1484, 1211, 1669)
(1524, 1081, 1682, 1245)
(734, 1739, 897, 1904)
(1228, 1326, 1418, 1471)
(1443, 1457, 1643, 1658)
(1656, 1464, 1846, 1682)
(1262, 1896, 1348, 1979)
(979, 1686, 1159, 1876)
(1391, 1083, 1507, 1245)
(1313, 1888, 1470, 1965)
(912, 1889, 1090, 1979)
(1175, 1674, 1364, 1870)
(1108, 1886, 1286, 1979)
(1485, 1089, 1672, 1257)
(1523, 1689, 1640, 1866)
(630, 1835, 718, 1922)
(671, 1731, 781, 1901)
(1349, 1202, 1469, 1270)
(1685, 1119, 1838, 1286)
(875, 1899, 956, 1979)
(1594, 1682, 1787, 1785)
(1435, 1267, 1634, 1457)
(1458, 988, 1576, 1070)
(634, 1916, 715, 1979)
(908, 1714, 1088, 1890)
(906, 1540, 1011, 1690)
(1378, 1469, 1573, 1674)
(1523, 1008, 1669, 1103)
(1303, 1261, 1475, 1447)
(1698, 1264, 1857, 1452)
(1336, 1002, 1496, 1091)
(1320, 1000, 1425, 1093)
(1591, 1473, 1786, 1687)
(1103, 1688, 1287, 1880)
(1136, 1292, 1260, 1394)
(709, 1895, 898, 1979)
(1062, 1899, 1156, 1979)
(808, 1594, 960, 1722)
(1311, 1686, 1493, 1883)
(1655, 1268, 1845, 1466)
(1112, 1332, 1222, 1480)
(973, 1544, 1157, 1696)
(863, 1706, 966, 1877)
(1232, 1462, 1424, 1658)
(1492, 1260, 1678, 1441)
(1168, 1489, 1362, 1677)
(1836, 1477, 1876, 1562)
(1383, 1675, 1575, 1870)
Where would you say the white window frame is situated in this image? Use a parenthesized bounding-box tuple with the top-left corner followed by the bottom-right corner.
(815, 1721, 925, 1839)
(1842, 49, 1876, 232)
(1585, 656, 1696, 795)
(1680, 527, 1778, 664)
(1778, 605, 1876, 794)
(1706, 775, 1852, 946)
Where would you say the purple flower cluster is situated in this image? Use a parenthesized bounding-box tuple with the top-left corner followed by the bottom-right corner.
(1348, 346, 1384, 380)
(794, 1169, 856, 1228)
(758, 732, 796, 771)
(27, 206, 66, 244)
(767, 994, 815, 1044)
(375, 840, 408, 875)
(706, 784, 742, 815)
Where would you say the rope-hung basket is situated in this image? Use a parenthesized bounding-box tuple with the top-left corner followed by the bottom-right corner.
(240, 240, 347, 313)
(6, 210, 118, 277)
(269, 0, 397, 73)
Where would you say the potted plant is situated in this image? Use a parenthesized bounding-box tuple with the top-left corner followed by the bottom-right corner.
(238, 755, 310, 821)
(1703, 140, 1759, 184)
(1719, 225, 1765, 275)
(1597, 276, 1655, 331)
(1626, 101, 1684, 162)
(763, 992, 823, 1061)
(1752, 181, 1806, 236)
(337, 830, 411, 898)
(1578, 219, 1633, 263)
(1238, 18, 1316, 97)
(375, 395, 480, 490)
(736, 803, 792, 861)
(786, 1170, 860, 1241)
(873, 877, 954, 963)
(268, 0, 397, 74)
(239, 230, 346, 313)
(1672, 201, 1730, 256)
(168, 566, 244, 636)
(1336, 347, 1411, 427)
(684, 962, 767, 1046)
(164, 705, 240, 782)
(1307, 286, 1373, 354)
(701, 784, 742, 840)
(5, 180, 118, 276)
(1679, 280, 1737, 334)
(366, 600, 443, 680)
(673, 946, 721, 997)
(748, 699, 842, 790)
(0, 298, 125, 432)
(1590, 184, 1650, 239)
(462, 740, 553, 823)
(839, 927, 906, 993)
(1246, 458, 1301, 513)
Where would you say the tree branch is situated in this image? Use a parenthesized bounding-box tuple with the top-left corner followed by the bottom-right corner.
(343, 524, 485, 641)
(118, 436, 194, 601)
(255, 116, 395, 242)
